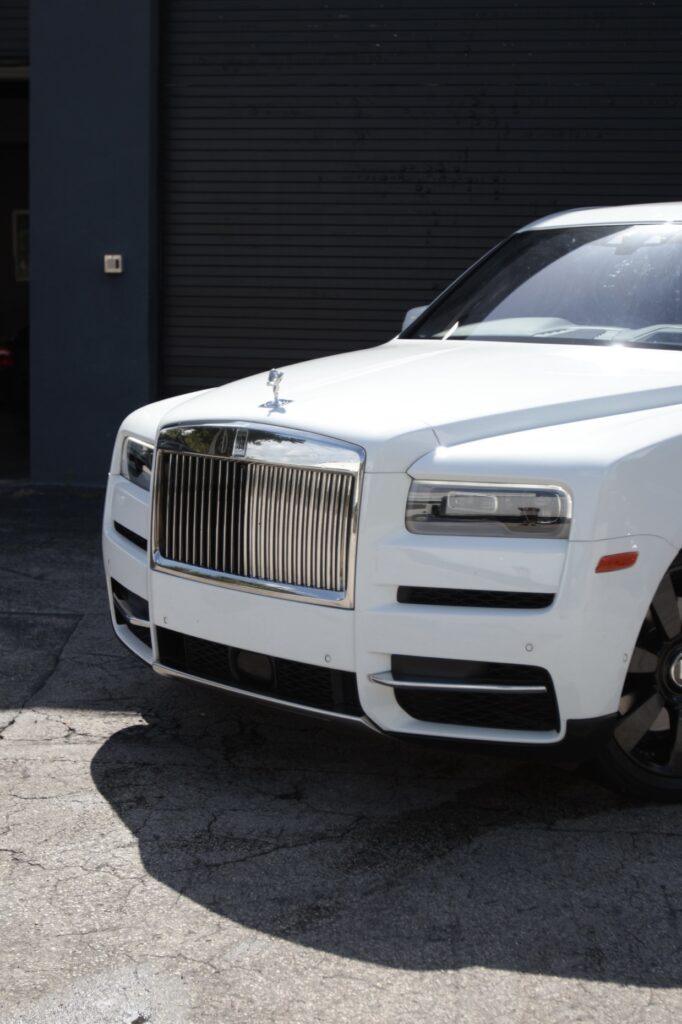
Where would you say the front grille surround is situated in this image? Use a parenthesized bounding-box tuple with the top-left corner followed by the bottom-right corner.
(151, 422, 365, 608)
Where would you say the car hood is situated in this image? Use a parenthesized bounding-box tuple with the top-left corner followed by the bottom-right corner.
(160, 338, 682, 472)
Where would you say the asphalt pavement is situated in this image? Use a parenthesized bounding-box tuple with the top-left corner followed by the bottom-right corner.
(1, 484, 682, 1023)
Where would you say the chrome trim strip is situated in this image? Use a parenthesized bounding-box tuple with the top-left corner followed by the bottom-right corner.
(112, 593, 151, 631)
(152, 555, 352, 605)
(151, 422, 365, 609)
(153, 661, 373, 726)
(158, 422, 365, 471)
(369, 671, 547, 694)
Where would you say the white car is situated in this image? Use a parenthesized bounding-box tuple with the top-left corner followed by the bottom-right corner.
(103, 202, 682, 800)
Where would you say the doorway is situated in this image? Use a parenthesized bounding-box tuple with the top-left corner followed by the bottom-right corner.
(0, 78, 28, 478)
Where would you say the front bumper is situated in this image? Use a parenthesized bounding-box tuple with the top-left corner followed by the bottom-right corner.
(103, 471, 676, 755)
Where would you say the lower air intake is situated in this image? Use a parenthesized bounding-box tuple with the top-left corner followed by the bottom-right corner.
(157, 627, 363, 717)
(392, 655, 559, 731)
(397, 587, 554, 609)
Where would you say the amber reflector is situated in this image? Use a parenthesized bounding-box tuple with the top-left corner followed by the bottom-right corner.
(595, 552, 639, 573)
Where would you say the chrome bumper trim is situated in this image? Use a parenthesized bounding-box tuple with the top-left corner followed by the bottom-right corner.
(369, 671, 547, 694)
(153, 661, 376, 728)
(112, 593, 150, 631)
(151, 555, 351, 606)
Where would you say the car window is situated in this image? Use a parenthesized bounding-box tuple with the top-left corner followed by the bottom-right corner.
(405, 223, 682, 348)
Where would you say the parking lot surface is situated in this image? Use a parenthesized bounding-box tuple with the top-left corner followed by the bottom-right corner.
(2, 485, 682, 1024)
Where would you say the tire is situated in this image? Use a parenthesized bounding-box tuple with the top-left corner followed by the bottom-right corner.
(599, 558, 682, 800)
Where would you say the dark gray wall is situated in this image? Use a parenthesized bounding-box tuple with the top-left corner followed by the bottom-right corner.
(30, 0, 158, 483)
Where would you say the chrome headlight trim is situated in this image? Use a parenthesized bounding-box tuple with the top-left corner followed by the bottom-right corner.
(406, 480, 572, 539)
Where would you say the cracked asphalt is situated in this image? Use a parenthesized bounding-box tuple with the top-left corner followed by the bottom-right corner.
(2, 486, 682, 1023)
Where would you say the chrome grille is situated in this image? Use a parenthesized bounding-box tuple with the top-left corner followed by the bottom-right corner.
(152, 424, 364, 607)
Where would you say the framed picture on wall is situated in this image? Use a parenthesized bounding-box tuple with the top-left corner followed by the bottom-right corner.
(12, 209, 29, 282)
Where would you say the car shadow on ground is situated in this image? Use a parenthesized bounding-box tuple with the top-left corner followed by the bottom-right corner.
(3, 486, 680, 989)
(90, 679, 682, 987)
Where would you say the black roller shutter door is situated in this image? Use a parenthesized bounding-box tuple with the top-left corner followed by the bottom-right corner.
(161, 0, 682, 396)
(0, 1, 29, 66)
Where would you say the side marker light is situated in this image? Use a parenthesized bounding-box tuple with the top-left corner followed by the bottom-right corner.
(595, 552, 639, 573)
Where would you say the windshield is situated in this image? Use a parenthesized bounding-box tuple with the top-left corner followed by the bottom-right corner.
(404, 223, 682, 349)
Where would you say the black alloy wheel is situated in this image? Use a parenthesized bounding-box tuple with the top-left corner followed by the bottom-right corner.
(600, 557, 682, 799)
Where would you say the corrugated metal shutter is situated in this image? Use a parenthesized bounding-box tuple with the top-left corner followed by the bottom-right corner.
(161, 0, 682, 396)
(0, 1, 29, 66)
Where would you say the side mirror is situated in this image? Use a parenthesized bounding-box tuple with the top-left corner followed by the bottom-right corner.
(401, 306, 428, 332)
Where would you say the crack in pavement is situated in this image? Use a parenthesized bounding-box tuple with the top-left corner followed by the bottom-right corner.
(0, 613, 83, 739)
(0, 564, 46, 582)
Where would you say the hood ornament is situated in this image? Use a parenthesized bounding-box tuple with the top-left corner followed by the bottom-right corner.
(268, 368, 283, 402)
(261, 368, 292, 410)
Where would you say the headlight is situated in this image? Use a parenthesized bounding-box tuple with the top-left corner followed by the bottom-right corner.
(406, 480, 571, 538)
(121, 436, 154, 491)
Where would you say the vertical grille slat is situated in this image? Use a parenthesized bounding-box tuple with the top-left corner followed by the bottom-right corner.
(190, 457, 196, 564)
(319, 472, 331, 591)
(272, 465, 280, 582)
(224, 459, 233, 575)
(181, 455, 189, 565)
(155, 440, 360, 601)
(212, 458, 221, 571)
(256, 462, 266, 579)
(205, 458, 213, 568)
(308, 472, 318, 586)
(165, 452, 175, 559)
(340, 475, 353, 591)
(313, 472, 324, 590)
(199, 457, 207, 567)
(291, 466, 303, 587)
(264, 464, 274, 579)
(328, 472, 338, 591)
(283, 466, 294, 584)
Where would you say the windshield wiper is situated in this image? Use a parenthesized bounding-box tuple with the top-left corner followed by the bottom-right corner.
(618, 324, 682, 344)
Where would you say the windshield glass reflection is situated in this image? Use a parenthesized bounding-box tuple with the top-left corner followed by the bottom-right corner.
(406, 223, 682, 349)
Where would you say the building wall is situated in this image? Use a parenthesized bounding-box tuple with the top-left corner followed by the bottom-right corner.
(25, 0, 682, 481)
(30, 0, 158, 483)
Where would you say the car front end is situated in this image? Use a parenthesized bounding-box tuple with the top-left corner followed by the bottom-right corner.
(103, 203, 682, 794)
